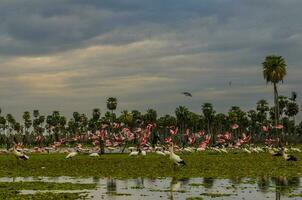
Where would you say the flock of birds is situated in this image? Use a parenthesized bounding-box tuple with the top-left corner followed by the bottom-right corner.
(10, 142, 300, 166)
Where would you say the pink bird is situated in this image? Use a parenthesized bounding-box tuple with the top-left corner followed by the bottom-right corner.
(169, 127, 179, 135)
(275, 124, 284, 129)
(231, 124, 239, 130)
(164, 137, 172, 143)
(262, 125, 269, 132)
(198, 130, 205, 137)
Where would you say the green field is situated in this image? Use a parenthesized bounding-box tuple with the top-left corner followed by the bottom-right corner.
(0, 151, 301, 179)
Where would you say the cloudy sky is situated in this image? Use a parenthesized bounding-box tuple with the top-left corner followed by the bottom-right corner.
(0, 0, 302, 120)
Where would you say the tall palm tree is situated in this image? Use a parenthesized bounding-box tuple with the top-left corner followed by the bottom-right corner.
(106, 97, 117, 114)
(202, 103, 215, 136)
(262, 55, 287, 127)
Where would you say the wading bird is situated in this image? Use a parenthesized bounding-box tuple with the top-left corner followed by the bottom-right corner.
(89, 152, 100, 157)
(283, 151, 297, 161)
(66, 148, 80, 159)
(12, 146, 29, 160)
(169, 143, 186, 166)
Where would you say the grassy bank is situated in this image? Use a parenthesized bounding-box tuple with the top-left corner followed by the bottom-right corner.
(0, 152, 302, 179)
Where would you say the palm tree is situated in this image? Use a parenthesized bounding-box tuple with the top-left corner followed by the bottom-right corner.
(144, 109, 157, 124)
(119, 110, 133, 127)
(262, 55, 287, 128)
(22, 111, 32, 135)
(202, 103, 215, 136)
(256, 99, 269, 124)
(106, 97, 117, 114)
(285, 101, 299, 124)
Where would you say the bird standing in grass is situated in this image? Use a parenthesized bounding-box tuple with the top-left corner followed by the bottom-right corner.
(283, 150, 297, 161)
(66, 148, 80, 159)
(129, 149, 140, 156)
(12, 146, 29, 160)
(89, 152, 100, 157)
(169, 143, 186, 166)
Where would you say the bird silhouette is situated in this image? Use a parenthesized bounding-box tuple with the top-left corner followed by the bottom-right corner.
(181, 92, 192, 97)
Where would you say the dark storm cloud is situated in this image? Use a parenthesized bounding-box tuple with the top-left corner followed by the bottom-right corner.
(0, 0, 302, 120)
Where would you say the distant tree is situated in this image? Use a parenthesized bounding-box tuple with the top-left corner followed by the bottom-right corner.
(262, 55, 287, 127)
(106, 97, 117, 114)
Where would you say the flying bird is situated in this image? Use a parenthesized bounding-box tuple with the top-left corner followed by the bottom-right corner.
(181, 92, 192, 97)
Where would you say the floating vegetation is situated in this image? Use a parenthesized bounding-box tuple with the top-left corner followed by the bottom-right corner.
(105, 192, 132, 196)
(200, 192, 233, 197)
(186, 197, 204, 200)
(0, 191, 87, 200)
(0, 182, 96, 190)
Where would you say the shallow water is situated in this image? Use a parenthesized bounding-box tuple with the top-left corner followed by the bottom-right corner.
(2, 176, 302, 199)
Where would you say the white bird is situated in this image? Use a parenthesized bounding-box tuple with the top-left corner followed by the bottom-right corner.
(66, 149, 79, 159)
(291, 147, 301, 153)
(169, 143, 186, 166)
(243, 148, 251, 154)
(129, 150, 140, 156)
(283, 151, 297, 161)
(183, 147, 194, 153)
(89, 152, 100, 157)
(220, 147, 228, 153)
(12, 147, 29, 160)
(141, 150, 147, 156)
(155, 150, 166, 156)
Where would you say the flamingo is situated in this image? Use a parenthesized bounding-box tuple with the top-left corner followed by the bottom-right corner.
(169, 143, 186, 166)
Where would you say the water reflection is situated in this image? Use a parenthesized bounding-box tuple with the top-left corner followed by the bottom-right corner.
(203, 177, 214, 189)
(2, 176, 302, 199)
(106, 178, 117, 194)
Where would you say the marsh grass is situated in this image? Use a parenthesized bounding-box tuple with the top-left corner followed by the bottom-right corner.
(0, 152, 301, 178)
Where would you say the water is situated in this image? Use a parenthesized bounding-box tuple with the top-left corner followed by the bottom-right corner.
(1, 176, 302, 200)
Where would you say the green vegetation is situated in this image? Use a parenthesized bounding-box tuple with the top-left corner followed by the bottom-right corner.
(106, 192, 131, 196)
(1, 152, 302, 178)
(186, 197, 204, 200)
(289, 193, 302, 198)
(200, 192, 233, 197)
(0, 181, 93, 200)
(0, 191, 88, 200)
(0, 182, 96, 190)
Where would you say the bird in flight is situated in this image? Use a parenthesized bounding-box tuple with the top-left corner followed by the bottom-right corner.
(181, 92, 192, 97)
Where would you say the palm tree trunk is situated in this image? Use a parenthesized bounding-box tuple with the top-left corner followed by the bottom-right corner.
(274, 83, 279, 140)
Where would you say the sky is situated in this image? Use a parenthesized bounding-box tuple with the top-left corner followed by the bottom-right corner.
(0, 0, 302, 120)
